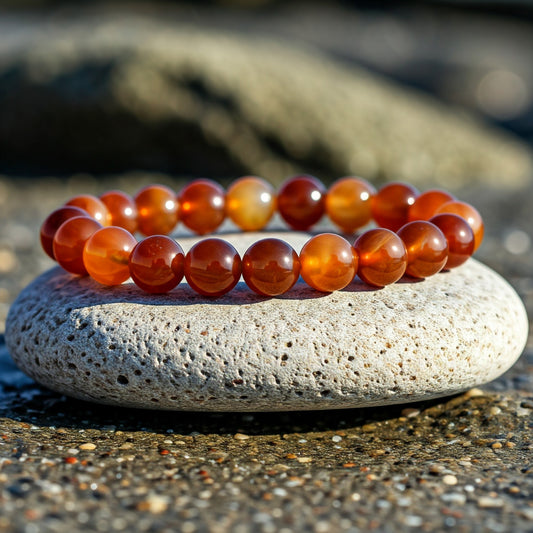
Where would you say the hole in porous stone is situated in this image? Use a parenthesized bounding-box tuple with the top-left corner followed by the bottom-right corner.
(67, 335, 74, 342)
(295, 390, 303, 396)
(117, 375, 129, 385)
(320, 390, 331, 397)
(34, 357, 40, 366)
(68, 363, 76, 370)
(108, 344, 116, 350)
(286, 342, 293, 348)
(150, 398, 159, 402)
(134, 370, 142, 376)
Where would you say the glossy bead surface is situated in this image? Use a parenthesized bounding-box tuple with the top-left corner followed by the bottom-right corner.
(40, 206, 89, 260)
(277, 175, 326, 230)
(65, 195, 112, 226)
(135, 184, 178, 236)
(242, 238, 300, 296)
(300, 233, 357, 292)
(226, 176, 276, 231)
(326, 177, 376, 233)
(129, 236, 184, 293)
(100, 190, 138, 234)
(178, 179, 225, 235)
(83, 227, 137, 286)
(429, 214, 475, 269)
(407, 189, 456, 222)
(397, 221, 448, 278)
(53, 216, 103, 275)
(371, 182, 419, 231)
(354, 228, 408, 287)
(435, 201, 484, 252)
(184, 238, 241, 297)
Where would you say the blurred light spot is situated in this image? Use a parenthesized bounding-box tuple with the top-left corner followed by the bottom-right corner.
(361, 192, 370, 201)
(0, 249, 17, 273)
(213, 197, 224, 208)
(124, 207, 133, 217)
(165, 200, 176, 211)
(504, 229, 530, 255)
(260, 192, 272, 204)
(311, 191, 322, 201)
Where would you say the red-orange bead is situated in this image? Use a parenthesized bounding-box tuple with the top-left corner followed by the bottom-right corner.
(40, 206, 89, 260)
(277, 175, 326, 230)
(226, 176, 276, 231)
(242, 238, 300, 296)
(83, 227, 137, 286)
(100, 190, 138, 234)
(65, 195, 112, 226)
(354, 228, 407, 287)
(326, 177, 376, 233)
(300, 234, 357, 292)
(135, 184, 178, 236)
(429, 214, 475, 269)
(53, 216, 103, 275)
(407, 189, 456, 222)
(397, 221, 448, 278)
(371, 182, 419, 231)
(129, 236, 184, 293)
(178, 179, 225, 235)
(184, 238, 241, 297)
(435, 201, 484, 252)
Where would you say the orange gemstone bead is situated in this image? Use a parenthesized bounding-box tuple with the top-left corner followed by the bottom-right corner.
(65, 195, 112, 226)
(371, 182, 419, 231)
(135, 184, 178, 236)
(53, 216, 103, 275)
(226, 176, 276, 231)
(40, 206, 89, 259)
(407, 189, 456, 222)
(129, 236, 184, 293)
(300, 233, 358, 292)
(242, 238, 300, 296)
(429, 214, 475, 269)
(326, 177, 376, 233)
(397, 221, 448, 278)
(354, 228, 407, 287)
(83, 227, 137, 286)
(100, 190, 138, 234)
(277, 175, 326, 230)
(435, 201, 484, 252)
(178, 179, 226, 235)
(184, 238, 241, 297)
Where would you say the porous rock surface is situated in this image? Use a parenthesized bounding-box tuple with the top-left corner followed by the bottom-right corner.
(5, 233, 528, 411)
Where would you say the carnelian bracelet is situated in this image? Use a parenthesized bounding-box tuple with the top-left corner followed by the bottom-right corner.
(40, 175, 483, 297)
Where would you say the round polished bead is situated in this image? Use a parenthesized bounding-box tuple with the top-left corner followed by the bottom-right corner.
(129, 236, 184, 293)
(326, 177, 376, 233)
(83, 227, 137, 286)
(65, 195, 112, 226)
(429, 214, 475, 269)
(371, 182, 419, 231)
(242, 238, 300, 296)
(435, 200, 484, 252)
(300, 233, 358, 292)
(40, 206, 89, 260)
(407, 189, 456, 222)
(354, 228, 408, 287)
(277, 175, 326, 230)
(178, 179, 226, 235)
(184, 238, 241, 297)
(135, 184, 178, 236)
(226, 176, 276, 231)
(397, 221, 449, 279)
(100, 190, 139, 234)
(53, 216, 103, 276)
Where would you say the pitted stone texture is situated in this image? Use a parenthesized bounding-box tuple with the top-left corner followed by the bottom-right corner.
(5, 233, 528, 411)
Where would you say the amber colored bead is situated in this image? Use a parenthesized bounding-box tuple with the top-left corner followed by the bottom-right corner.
(407, 189, 456, 222)
(40, 206, 89, 260)
(277, 175, 326, 230)
(300, 233, 357, 292)
(371, 182, 419, 231)
(129, 236, 184, 293)
(184, 238, 241, 297)
(179, 179, 226, 235)
(429, 214, 475, 269)
(100, 190, 139, 234)
(242, 238, 300, 296)
(354, 228, 407, 287)
(83, 227, 137, 286)
(135, 184, 178, 236)
(397, 221, 448, 278)
(226, 176, 276, 231)
(53, 216, 103, 275)
(65, 195, 112, 226)
(435, 201, 484, 252)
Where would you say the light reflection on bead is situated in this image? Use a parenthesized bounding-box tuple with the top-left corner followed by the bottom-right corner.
(371, 182, 419, 231)
(407, 190, 456, 222)
(135, 184, 178, 236)
(65, 195, 112, 226)
(435, 201, 484, 252)
(429, 214, 475, 269)
(100, 190, 139, 234)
